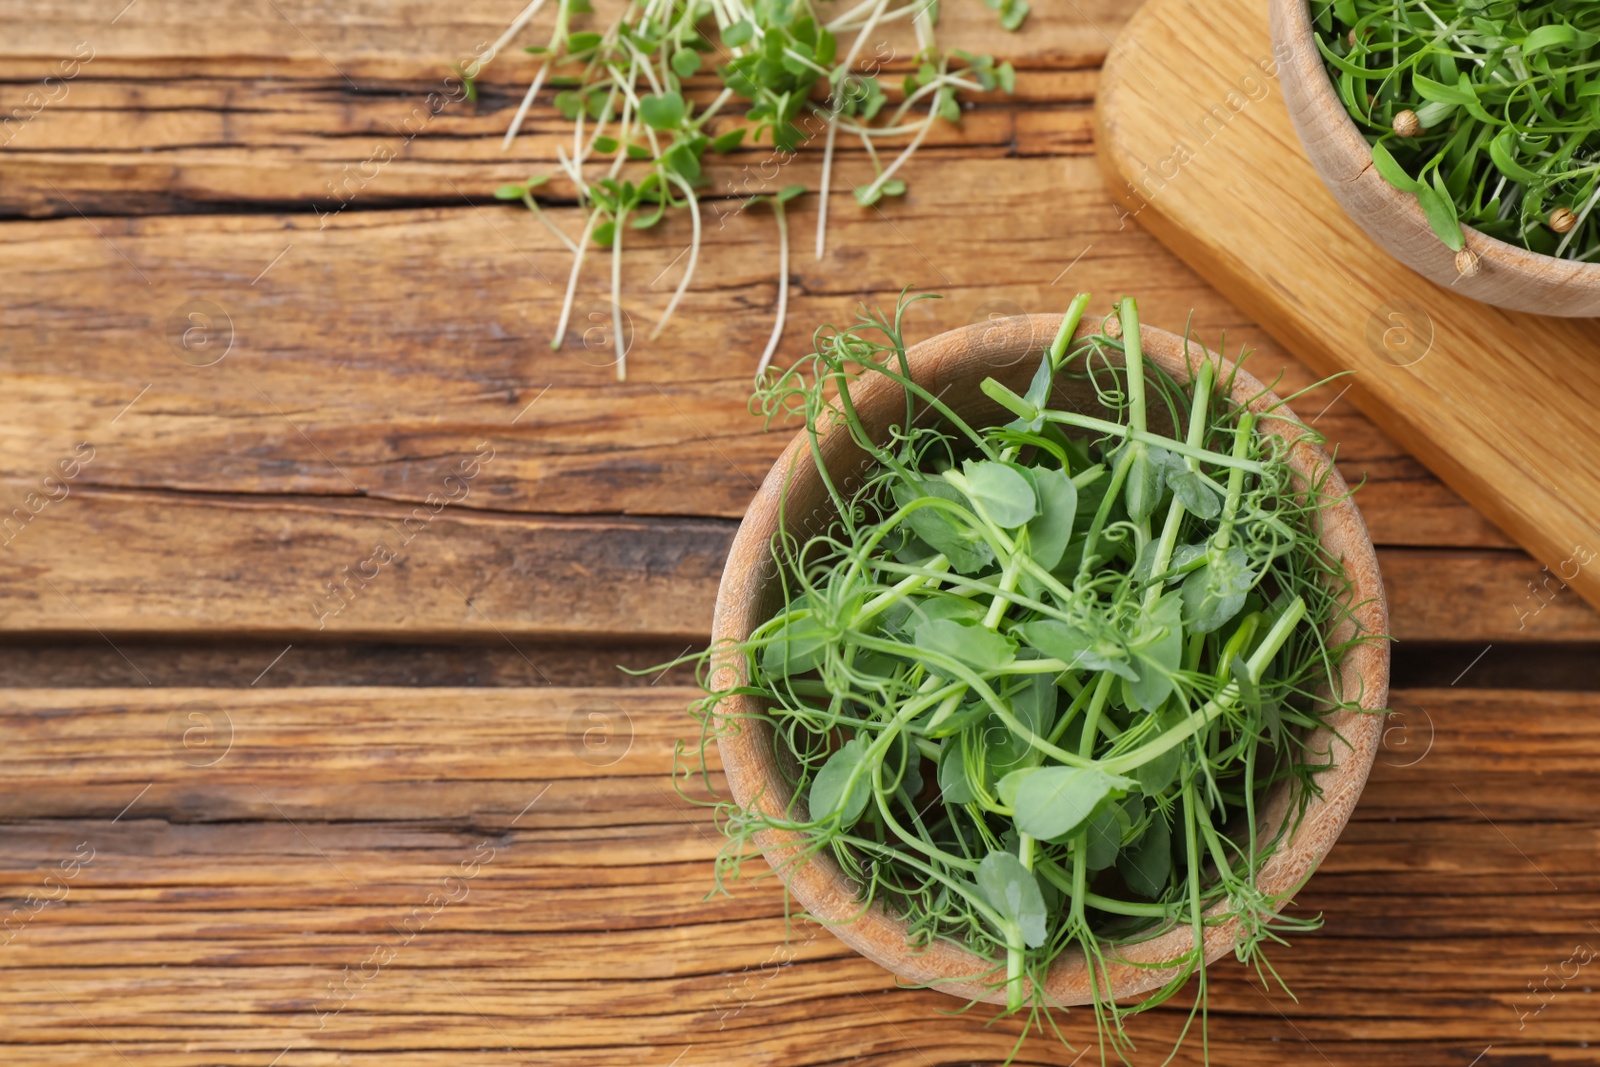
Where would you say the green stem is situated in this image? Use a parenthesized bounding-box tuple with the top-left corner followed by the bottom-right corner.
(1098, 597, 1305, 775)
(1040, 411, 1264, 473)
(1049, 292, 1092, 369)
(1145, 360, 1215, 609)
(1213, 412, 1256, 550)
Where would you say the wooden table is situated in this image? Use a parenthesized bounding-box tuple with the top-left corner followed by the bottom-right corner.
(2, 2, 1596, 1063)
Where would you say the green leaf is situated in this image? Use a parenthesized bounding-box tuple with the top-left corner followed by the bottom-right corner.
(997, 61, 1016, 93)
(927, 698, 990, 739)
(671, 49, 702, 78)
(591, 136, 619, 154)
(809, 739, 871, 827)
(958, 459, 1038, 528)
(1084, 800, 1130, 871)
(639, 91, 687, 130)
(1016, 619, 1138, 680)
(1011, 669, 1058, 740)
(710, 128, 747, 153)
(1020, 351, 1053, 408)
(880, 178, 907, 197)
(915, 617, 1018, 672)
(1524, 24, 1578, 54)
(761, 605, 829, 675)
(494, 184, 526, 200)
(976, 850, 1047, 947)
(776, 183, 807, 204)
(1011, 765, 1135, 840)
(1371, 141, 1423, 193)
(554, 90, 583, 121)
(886, 732, 923, 799)
(815, 27, 837, 67)
(1118, 810, 1171, 896)
(983, 709, 1040, 779)
(996, 767, 1035, 808)
(902, 595, 986, 629)
(1026, 466, 1077, 570)
(1180, 546, 1255, 634)
(938, 739, 976, 803)
(591, 220, 616, 246)
(892, 478, 995, 575)
(1166, 469, 1220, 519)
(858, 77, 887, 120)
(1489, 130, 1542, 184)
(1123, 444, 1165, 522)
(662, 139, 703, 182)
(566, 31, 603, 53)
(722, 19, 755, 47)
(1416, 172, 1465, 251)
(1412, 73, 1476, 108)
(1132, 726, 1181, 794)
(1124, 593, 1183, 713)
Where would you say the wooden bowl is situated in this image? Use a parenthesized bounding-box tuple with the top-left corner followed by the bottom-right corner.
(710, 315, 1390, 1007)
(1270, 0, 1600, 317)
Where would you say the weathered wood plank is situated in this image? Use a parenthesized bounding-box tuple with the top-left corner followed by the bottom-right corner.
(0, 687, 1592, 1064)
(0, 80, 1094, 218)
(0, 164, 1508, 548)
(0, 0, 1127, 79)
(0, 490, 730, 638)
(0, 489, 1584, 638)
(3, 687, 1600, 822)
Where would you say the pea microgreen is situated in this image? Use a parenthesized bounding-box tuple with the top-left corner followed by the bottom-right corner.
(1315, 0, 1600, 264)
(469, 0, 1023, 378)
(667, 292, 1384, 1062)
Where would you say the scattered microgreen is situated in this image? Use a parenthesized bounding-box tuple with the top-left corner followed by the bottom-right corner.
(1315, 0, 1600, 264)
(470, 0, 1022, 378)
(665, 292, 1384, 1063)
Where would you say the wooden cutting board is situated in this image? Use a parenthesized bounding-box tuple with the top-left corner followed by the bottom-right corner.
(1095, 0, 1600, 620)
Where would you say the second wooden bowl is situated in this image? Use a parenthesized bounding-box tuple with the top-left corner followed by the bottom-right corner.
(1271, 0, 1600, 317)
(710, 314, 1390, 1007)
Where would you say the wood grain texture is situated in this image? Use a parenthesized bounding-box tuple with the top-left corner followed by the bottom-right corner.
(0, 166, 1427, 523)
(0, 686, 1595, 1065)
(2, 0, 1596, 1061)
(0, 487, 1590, 639)
(1270, 0, 1600, 316)
(0, 0, 1126, 79)
(1095, 0, 1600, 619)
(0, 74, 1095, 218)
(0, 489, 729, 638)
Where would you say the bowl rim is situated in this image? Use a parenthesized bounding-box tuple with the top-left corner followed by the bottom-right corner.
(1271, 0, 1600, 283)
(709, 314, 1390, 1007)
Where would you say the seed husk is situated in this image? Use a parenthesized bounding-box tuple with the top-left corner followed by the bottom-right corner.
(1391, 110, 1421, 138)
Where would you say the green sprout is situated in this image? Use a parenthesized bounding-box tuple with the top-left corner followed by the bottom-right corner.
(470, 0, 1023, 378)
(1315, 0, 1600, 264)
(667, 293, 1385, 1063)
